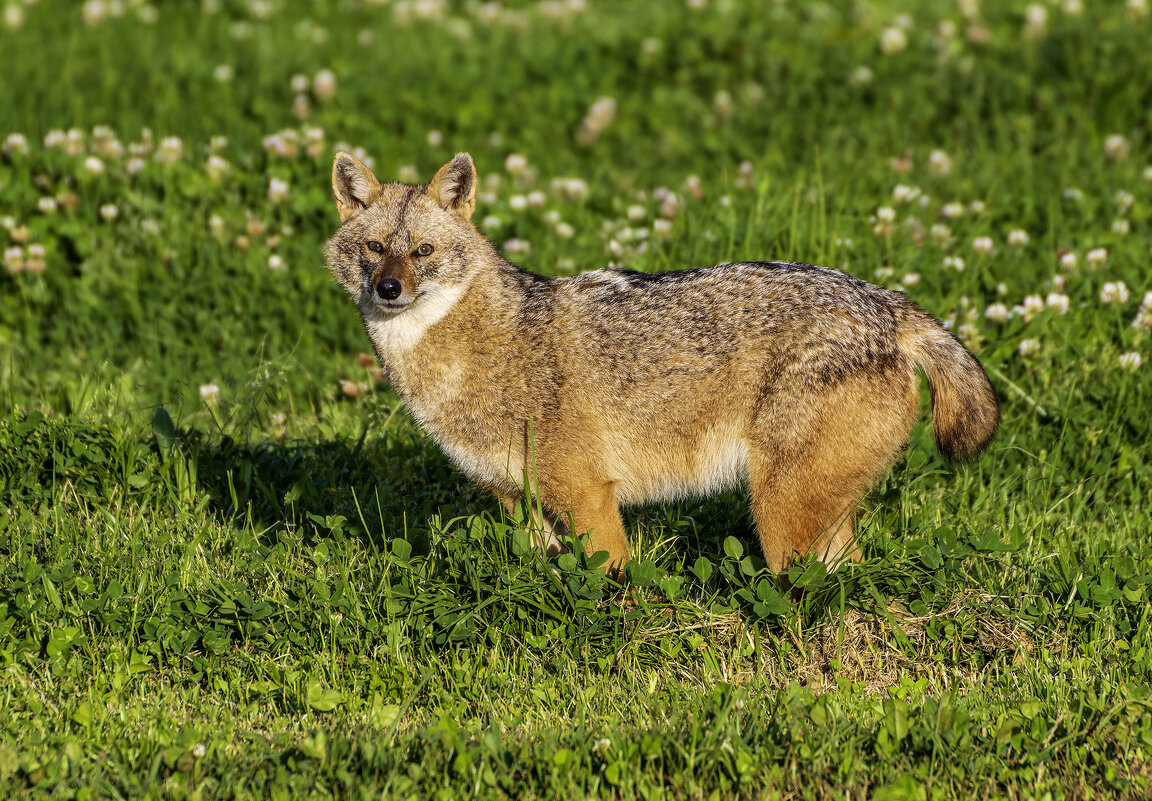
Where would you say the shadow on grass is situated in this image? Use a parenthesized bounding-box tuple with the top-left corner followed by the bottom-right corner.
(184, 428, 493, 553)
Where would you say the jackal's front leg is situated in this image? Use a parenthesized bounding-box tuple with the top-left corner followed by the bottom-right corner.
(565, 482, 630, 569)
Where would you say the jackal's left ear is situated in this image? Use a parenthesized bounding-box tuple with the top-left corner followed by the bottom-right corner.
(427, 153, 477, 220)
(332, 151, 382, 223)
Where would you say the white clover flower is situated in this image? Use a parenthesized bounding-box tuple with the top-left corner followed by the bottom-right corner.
(24, 243, 45, 273)
(504, 238, 531, 255)
(577, 97, 617, 145)
(292, 94, 311, 120)
(508, 195, 527, 212)
(901, 272, 921, 286)
(213, 64, 234, 83)
(627, 204, 647, 222)
(1101, 282, 1130, 305)
(875, 266, 894, 281)
(267, 255, 283, 270)
(943, 256, 966, 271)
(1062, 187, 1084, 202)
(290, 73, 309, 93)
(892, 184, 920, 203)
(1086, 248, 1108, 268)
(339, 379, 367, 397)
(1046, 293, 1070, 314)
(2, 132, 28, 155)
(202, 155, 229, 182)
(267, 177, 290, 204)
(713, 90, 733, 118)
(526, 191, 546, 208)
(1062, 0, 1083, 14)
(504, 153, 528, 174)
(850, 66, 874, 86)
(192, 743, 207, 759)
(1059, 251, 1078, 269)
(481, 215, 502, 229)
(1024, 4, 1047, 36)
(38, 197, 58, 214)
(4, 4, 25, 29)
(653, 219, 672, 237)
(972, 236, 994, 253)
(270, 412, 287, 427)
(1008, 229, 1030, 246)
(930, 223, 951, 245)
(200, 383, 220, 402)
(1104, 134, 1130, 162)
(1112, 219, 1130, 235)
(969, 200, 985, 214)
(554, 222, 575, 239)
(99, 204, 118, 221)
(156, 136, 183, 165)
(1114, 190, 1135, 212)
(735, 161, 755, 189)
(426, 129, 443, 148)
(140, 219, 160, 236)
(1128, 0, 1149, 21)
(313, 69, 337, 101)
(874, 206, 897, 223)
(550, 177, 589, 201)
(1118, 352, 1143, 370)
(941, 202, 965, 219)
(985, 303, 1010, 323)
(1018, 339, 1041, 357)
(3, 246, 23, 274)
(928, 150, 952, 176)
(880, 26, 908, 54)
(1021, 295, 1045, 318)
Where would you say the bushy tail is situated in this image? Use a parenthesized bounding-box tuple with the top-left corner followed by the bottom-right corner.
(899, 308, 1000, 460)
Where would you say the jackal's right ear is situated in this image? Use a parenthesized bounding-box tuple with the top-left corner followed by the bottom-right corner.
(332, 152, 382, 222)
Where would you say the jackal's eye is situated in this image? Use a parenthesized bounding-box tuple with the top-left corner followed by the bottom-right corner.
(365, 240, 383, 253)
(415, 243, 434, 257)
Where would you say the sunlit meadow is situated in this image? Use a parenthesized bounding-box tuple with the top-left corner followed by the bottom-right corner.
(2, 0, 1151, 798)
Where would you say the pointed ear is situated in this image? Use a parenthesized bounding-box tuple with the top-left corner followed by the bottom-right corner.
(427, 153, 477, 220)
(332, 151, 382, 222)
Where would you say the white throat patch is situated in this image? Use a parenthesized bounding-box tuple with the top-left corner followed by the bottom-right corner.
(364, 281, 467, 361)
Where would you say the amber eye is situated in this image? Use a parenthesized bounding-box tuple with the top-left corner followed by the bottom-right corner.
(415, 243, 434, 257)
(366, 240, 383, 253)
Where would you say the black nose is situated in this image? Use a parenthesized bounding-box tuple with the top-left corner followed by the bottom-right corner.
(375, 278, 402, 300)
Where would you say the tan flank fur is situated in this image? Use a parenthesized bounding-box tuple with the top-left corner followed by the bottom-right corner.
(324, 152, 1000, 572)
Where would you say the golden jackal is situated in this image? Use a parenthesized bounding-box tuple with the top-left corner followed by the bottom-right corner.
(325, 152, 999, 571)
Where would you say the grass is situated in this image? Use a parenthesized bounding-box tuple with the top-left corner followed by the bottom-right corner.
(2, 0, 1151, 798)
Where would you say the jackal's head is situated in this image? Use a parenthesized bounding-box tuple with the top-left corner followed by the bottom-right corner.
(325, 152, 487, 318)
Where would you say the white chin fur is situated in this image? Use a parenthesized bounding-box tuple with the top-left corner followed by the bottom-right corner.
(364, 282, 467, 358)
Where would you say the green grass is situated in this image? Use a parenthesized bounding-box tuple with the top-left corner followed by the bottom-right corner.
(2, 1, 1152, 798)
